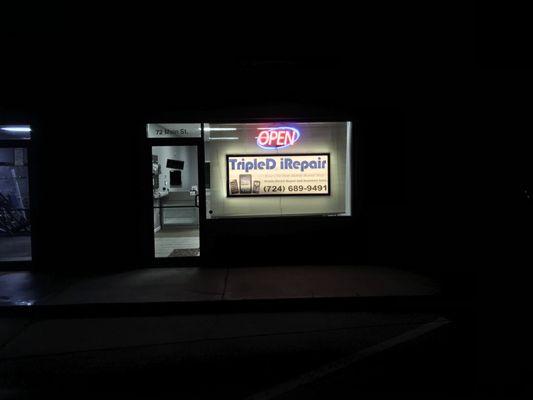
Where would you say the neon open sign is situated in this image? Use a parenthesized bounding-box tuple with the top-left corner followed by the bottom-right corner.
(256, 127, 301, 150)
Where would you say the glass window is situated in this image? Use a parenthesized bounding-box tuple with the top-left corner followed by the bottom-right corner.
(0, 147, 31, 261)
(204, 121, 352, 219)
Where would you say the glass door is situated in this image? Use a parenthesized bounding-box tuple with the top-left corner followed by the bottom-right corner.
(151, 145, 200, 258)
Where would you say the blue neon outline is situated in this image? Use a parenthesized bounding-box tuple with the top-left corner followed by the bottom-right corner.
(256, 127, 301, 150)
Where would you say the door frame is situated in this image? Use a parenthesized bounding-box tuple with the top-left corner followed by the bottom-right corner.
(144, 124, 206, 267)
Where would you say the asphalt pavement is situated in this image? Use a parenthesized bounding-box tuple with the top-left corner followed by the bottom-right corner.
(0, 310, 475, 399)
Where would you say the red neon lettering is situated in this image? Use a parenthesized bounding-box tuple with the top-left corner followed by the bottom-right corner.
(268, 130, 278, 146)
(257, 128, 299, 148)
(285, 130, 295, 145)
(292, 131, 297, 144)
(257, 130, 269, 145)
(277, 130, 286, 146)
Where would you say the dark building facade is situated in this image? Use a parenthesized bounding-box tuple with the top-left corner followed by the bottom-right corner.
(0, 104, 407, 273)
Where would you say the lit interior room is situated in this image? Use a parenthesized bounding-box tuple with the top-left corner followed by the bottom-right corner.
(152, 144, 200, 258)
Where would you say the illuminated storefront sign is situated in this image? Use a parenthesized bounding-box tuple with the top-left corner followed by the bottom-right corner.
(256, 127, 300, 149)
(226, 154, 330, 196)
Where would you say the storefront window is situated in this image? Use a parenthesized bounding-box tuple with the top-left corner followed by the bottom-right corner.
(204, 121, 352, 218)
(0, 125, 32, 261)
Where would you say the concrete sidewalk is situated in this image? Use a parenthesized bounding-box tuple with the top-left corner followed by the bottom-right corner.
(0, 267, 456, 398)
(0, 265, 439, 307)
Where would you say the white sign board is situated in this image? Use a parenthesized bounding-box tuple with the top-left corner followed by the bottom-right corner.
(226, 154, 330, 196)
(147, 123, 201, 138)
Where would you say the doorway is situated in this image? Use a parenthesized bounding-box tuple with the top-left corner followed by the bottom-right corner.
(151, 145, 200, 258)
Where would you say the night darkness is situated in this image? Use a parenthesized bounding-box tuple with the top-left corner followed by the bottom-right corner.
(0, 12, 528, 398)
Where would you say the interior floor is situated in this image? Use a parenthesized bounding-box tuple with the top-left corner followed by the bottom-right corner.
(154, 226, 199, 258)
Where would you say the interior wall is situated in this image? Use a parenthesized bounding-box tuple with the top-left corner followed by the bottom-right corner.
(151, 145, 198, 192)
(151, 145, 199, 229)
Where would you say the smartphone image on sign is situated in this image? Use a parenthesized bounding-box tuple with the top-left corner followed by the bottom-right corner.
(252, 180, 260, 194)
(239, 174, 252, 193)
(230, 179, 239, 194)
